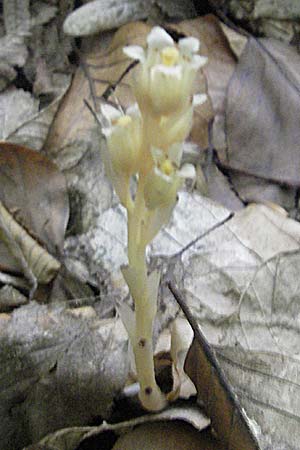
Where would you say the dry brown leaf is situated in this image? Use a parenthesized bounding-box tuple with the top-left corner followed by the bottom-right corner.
(0, 142, 69, 255)
(0, 88, 39, 140)
(0, 200, 61, 286)
(169, 15, 236, 150)
(0, 284, 27, 312)
(112, 422, 221, 450)
(46, 22, 150, 151)
(169, 283, 261, 450)
(219, 22, 248, 59)
(0, 303, 129, 449)
(223, 37, 300, 187)
(179, 203, 300, 449)
(27, 404, 209, 450)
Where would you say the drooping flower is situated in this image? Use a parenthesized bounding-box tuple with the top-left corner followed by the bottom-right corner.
(101, 103, 143, 177)
(144, 144, 196, 210)
(123, 27, 207, 115)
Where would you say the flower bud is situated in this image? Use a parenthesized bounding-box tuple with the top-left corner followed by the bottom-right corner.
(105, 112, 142, 177)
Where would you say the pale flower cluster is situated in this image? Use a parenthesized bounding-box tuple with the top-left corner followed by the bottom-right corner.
(100, 26, 207, 411)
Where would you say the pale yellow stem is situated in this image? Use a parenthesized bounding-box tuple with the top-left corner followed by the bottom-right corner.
(126, 172, 166, 411)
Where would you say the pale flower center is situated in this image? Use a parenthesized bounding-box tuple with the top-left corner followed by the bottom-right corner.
(160, 46, 179, 66)
(115, 115, 133, 127)
(160, 159, 175, 176)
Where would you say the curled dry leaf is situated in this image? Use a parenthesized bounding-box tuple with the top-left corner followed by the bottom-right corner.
(0, 284, 27, 313)
(27, 404, 209, 450)
(0, 142, 69, 288)
(0, 201, 60, 286)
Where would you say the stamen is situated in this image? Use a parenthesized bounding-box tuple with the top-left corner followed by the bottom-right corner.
(160, 46, 179, 66)
(160, 159, 174, 176)
(116, 115, 132, 127)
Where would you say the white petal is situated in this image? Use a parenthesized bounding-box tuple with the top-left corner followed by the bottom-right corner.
(151, 64, 182, 79)
(179, 37, 199, 54)
(178, 163, 196, 179)
(168, 143, 183, 167)
(154, 166, 172, 183)
(126, 102, 140, 117)
(193, 93, 207, 106)
(147, 26, 174, 50)
(123, 45, 145, 62)
(190, 54, 208, 70)
(101, 126, 113, 137)
(100, 103, 121, 122)
(151, 147, 164, 165)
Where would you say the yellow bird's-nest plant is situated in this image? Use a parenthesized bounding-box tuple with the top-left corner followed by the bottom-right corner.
(100, 26, 207, 411)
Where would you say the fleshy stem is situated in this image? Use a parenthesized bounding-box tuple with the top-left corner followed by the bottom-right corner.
(127, 173, 166, 410)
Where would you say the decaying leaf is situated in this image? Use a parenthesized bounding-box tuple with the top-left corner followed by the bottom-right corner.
(0, 142, 68, 292)
(30, 1, 58, 27)
(26, 404, 209, 450)
(0, 80, 70, 150)
(0, 200, 60, 286)
(0, 142, 69, 253)
(0, 284, 27, 312)
(3, 0, 31, 35)
(179, 203, 300, 449)
(169, 283, 261, 450)
(199, 151, 244, 211)
(46, 21, 150, 151)
(112, 421, 219, 450)
(169, 15, 236, 150)
(0, 88, 39, 141)
(0, 303, 129, 449)
(223, 37, 300, 187)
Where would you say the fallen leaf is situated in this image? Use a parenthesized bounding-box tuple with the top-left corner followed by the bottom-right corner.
(0, 84, 70, 150)
(0, 303, 129, 449)
(219, 22, 248, 59)
(180, 203, 300, 449)
(252, 0, 300, 20)
(223, 37, 300, 187)
(0, 142, 69, 255)
(0, 284, 27, 312)
(0, 200, 61, 287)
(200, 151, 244, 211)
(0, 88, 39, 141)
(46, 21, 150, 153)
(112, 421, 220, 450)
(228, 171, 296, 212)
(26, 404, 209, 450)
(168, 283, 261, 450)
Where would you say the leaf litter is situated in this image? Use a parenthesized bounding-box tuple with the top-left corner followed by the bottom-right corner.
(0, 7, 300, 450)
